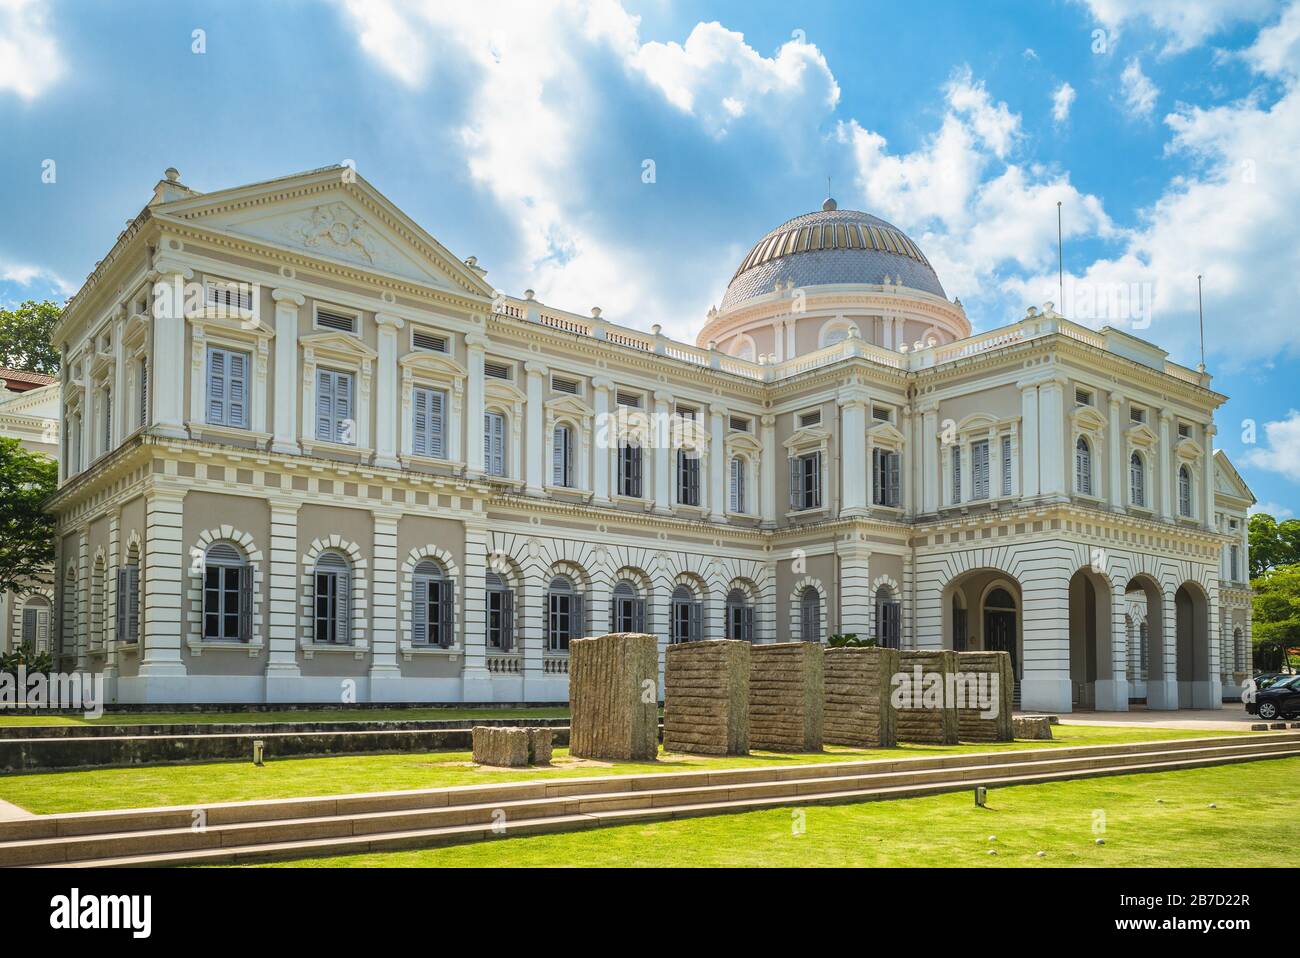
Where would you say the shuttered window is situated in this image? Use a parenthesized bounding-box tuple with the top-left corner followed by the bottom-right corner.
(725, 589, 753, 642)
(553, 424, 573, 487)
(799, 587, 822, 643)
(411, 559, 455, 648)
(1178, 466, 1192, 516)
(618, 443, 642, 498)
(206, 347, 250, 429)
(138, 358, 149, 429)
(671, 586, 701, 644)
(790, 452, 821, 510)
(21, 605, 51, 653)
(1001, 436, 1013, 496)
(1075, 437, 1092, 495)
(729, 457, 746, 513)
(677, 449, 700, 506)
(202, 543, 251, 642)
(876, 594, 901, 649)
(484, 412, 506, 477)
(486, 572, 514, 650)
(951, 447, 962, 504)
(972, 440, 990, 500)
(314, 551, 351, 644)
(114, 564, 140, 644)
(316, 368, 355, 445)
(546, 576, 583, 652)
(411, 385, 446, 457)
(611, 581, 646, 633)
(1130, 452, 1145, 507)
(872, 448, 900, 507)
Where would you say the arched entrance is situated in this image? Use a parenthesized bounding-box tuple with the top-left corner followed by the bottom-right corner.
(1069, 567, 1123, 710)
(1126, 574, 1173, 708)
(942, 569, 1022, 704)
(1176, 581, 1218, 708)
(983, 587, 1018, 675)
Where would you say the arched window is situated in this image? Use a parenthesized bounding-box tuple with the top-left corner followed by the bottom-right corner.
(799, 586, 822, 643)
(671, 584, 702, 644)
(204, 542, 251, 642)
(412, 559, 454, 648)
(1075, 436, 1092, 495)
(20, 597, 50, 654)
(546, 575, 584, 652)
(875, 586, 901, 649)
(726, 588, 754, 642)
(484, 411, 506, 477)
(1178, 465, 1192, 516)
(313, 550, 352, 645)
(486, 571, 514, 650)
(1130, 451, 1145, 507)
(552, 423, 573, 487)
(115, 544, 140, 644)
(729, 456, 746, 513)
(610, 580, 646, 633)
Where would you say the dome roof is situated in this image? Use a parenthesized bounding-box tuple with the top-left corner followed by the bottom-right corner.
(720, 205, 945, 312)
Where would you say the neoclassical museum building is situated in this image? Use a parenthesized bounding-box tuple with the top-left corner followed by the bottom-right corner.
(48, 166, 1255, 711)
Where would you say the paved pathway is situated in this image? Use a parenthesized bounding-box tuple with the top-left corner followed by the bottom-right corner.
(1043, 702, 1267, 731)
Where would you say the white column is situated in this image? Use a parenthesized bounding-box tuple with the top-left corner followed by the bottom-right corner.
(1203, 424, 1217, 531)
(270, 288, 302, 454)
(112, 314, 126, 445)
(709, 403, 727, 521)
(653, 390, 672, 513)
(373, 313, 404, 469)
(462, 524, 492, 701)
(773, 320, 786, 363)
(901, 408, 914, 517)
(838, 541, 872, 637)
(465, 331, 487, 476)
(368, 510, 401, 699)
(139, 488, 187, 680)
(264, 500, 302, 699)
(921, 404, 938, 514)
(524, 361, 547, 495)
(1018, 380, 1040, 499)
(80, 351, 96, 462)
(760, 414, 776, 526)
(1147, 587, 1179, 709)
(1158, 410, 1173, 520)
(1108, 393, 1123, 510)
(592, 377, 612, 503)
(1038, 378, 1066, 497)
(150, 268, 191, 439)
(840, 393, 868, 515)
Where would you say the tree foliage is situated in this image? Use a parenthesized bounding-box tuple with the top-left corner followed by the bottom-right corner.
(1251, 563, 1300, 672)
(0, 437, 58, 594)
(1247, 512, 1300, 579)
(0, 300, 61, 376)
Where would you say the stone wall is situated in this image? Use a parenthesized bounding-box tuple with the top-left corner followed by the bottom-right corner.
(823, 646, 899, 748)
(895, 649, 958, 745)
(954, 651, 1015, 742)
(663, 639, 750, 755)
(568, 632, 659, 761)
(749, 642, 823, 752)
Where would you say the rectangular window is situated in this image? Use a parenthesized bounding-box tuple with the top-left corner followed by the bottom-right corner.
(677, 450, 700, 506)
(730, 457, 745, 513)
(618, 443, 642, 498)
(102, 387, 112, 451)
(206, 346, 250, 429)
(316, 368, 356, 445)
(206, 280, 254, 312)
(552, 426, 573, 487)
(551, 375, 581, 395)
(1130, 406, 1146, 424)
(487, 585, 514, 650)
(1001, 436, 1012, 496)
(790, 452, 822, 510)
(412, 330, 448, 353)
(729, 416, 751, 433)
(484, 411, 506, 477)
(872, 405, 893, 423)
(951, 447, 962, 505)
(115, 565, 140, 644)
(873, 448, 900, 507)
(971, 440, 990, 500)
(798, 409, 822, 428)
(616, 391, 642, 409)
(1075, 388, 1093, 407)
(315, 307, 358, 334)
(1230, 545, 1240, 582)
(1178, 422, 1192, 439)
(485, 361, 512, 380)
(411, 385, 446, 457)
(138, 358, 149, 429)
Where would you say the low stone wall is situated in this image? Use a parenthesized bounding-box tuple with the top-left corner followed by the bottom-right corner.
(472, 726, 530, 767)
(823, 646, 899, 748)
(749, 642, 823, 752)
(0, 725, 574, 772)
(954, 651, 1015, 742)
(0, 717, 572, 740)
(663, 639, 750, 755)
(895, 650, 958, 745)
(568, 632, 660, 761)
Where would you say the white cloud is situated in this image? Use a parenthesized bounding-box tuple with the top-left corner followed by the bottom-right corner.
(332, 0, 838, 339)
(1251, 500, 1295, 518)
(1120, 58, 1159, 118)
(1244, 1, 1300, 78)
(1245, 410, 1300, 481)
(0, 258, 71, 296)
(1052, 81, 1076, 123)
(1077, 0, 1280, 54)
(0, 0, 62, 101)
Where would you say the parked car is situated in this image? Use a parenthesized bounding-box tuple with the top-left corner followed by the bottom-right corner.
(1252, 672, 1296, 690)
(1246, 675, 1300, 720)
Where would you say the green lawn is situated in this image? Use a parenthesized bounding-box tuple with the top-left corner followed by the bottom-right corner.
(0, 707, 570, 728)
(0, 724, 1245, 815)
(250, 755, 1300, 868)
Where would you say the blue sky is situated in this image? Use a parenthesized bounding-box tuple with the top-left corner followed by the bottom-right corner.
(1, 0, 1298, 517)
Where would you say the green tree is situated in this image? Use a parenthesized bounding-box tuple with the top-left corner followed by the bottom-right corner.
(0, 437, 58, 594)
(1251, 563, 1300, 672)
(1247, 512, 1300, 578)
(0, 300, 62, 375)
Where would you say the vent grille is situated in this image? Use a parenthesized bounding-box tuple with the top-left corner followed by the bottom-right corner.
(799, 410, 822, 428)
(207, 282, 254, 311)
(729, 416, 750, 432)
(552, 376, 580, 395)
(317, 308, 357, 334)
(413, 330, 448, 353)
(485, 361, 512, 380)
(616, 391, 642, 409)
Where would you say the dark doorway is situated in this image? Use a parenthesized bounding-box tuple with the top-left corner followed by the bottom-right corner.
(983, 587, 1018, 676)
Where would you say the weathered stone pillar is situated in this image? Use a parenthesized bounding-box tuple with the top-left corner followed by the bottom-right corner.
(954, 651, 1014, 742)
(895, 649, 958, 744)
(824, 646, 898, 748)
(749, 641, 823, 751)
(663, 639, 749, 755)
(568, 632, 659, 761)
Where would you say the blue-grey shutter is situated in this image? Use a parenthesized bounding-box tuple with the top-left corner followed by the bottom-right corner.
(238, 564, 253, 642)
(553, 426, 567, 486)
(336, 567, 351, 643)
(729, 458, 740, 512)
(115, 569, 128, 641)
(428, 389, 445, 458)
(126, 565, 140, 643)
(208, 349, 226, 424)
(228, 350, 248, 428)
(413, 388, 430, 456)
(742, 606, 754, 642)
(633, 598, 646, 633)
(335, 372, 353, 444)
(952, 447, 962, 504)
(1001, 436, 1012, 496)
(500, 588, 514, 651)
(571, 592, 585, 641)
(139, 359, 149, 429)
(690, 601, 702, 641)
(317, 370, 334, 442)
(790, 457, 799, 509)
(438, 578, 455, 648)
(412, 573, 429, 644)
(974, 441, 989, 499)
(811, 454, 821, 507)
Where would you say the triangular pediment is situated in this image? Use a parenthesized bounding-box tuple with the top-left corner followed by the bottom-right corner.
(867, 421, 906, 444)
(1214, 450, 1256, 503)
(154, 168, 495, 300)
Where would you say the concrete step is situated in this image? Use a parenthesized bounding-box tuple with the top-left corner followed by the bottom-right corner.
(5, 733, 1295, 867)
(46, 743, 1300, 868)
